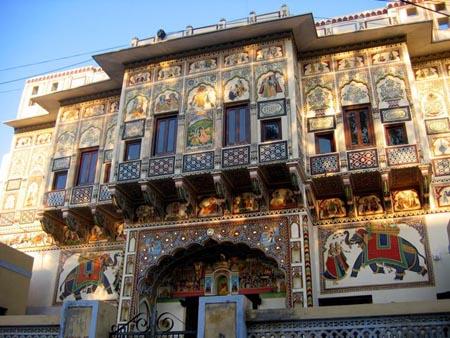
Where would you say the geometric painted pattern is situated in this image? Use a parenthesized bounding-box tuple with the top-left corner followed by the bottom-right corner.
(222, 145, 250, 168)
(70, 185, 93, 205)
(98, 184, 112, 202)
(45, 190, 66, 207)
(259, 141, 288, 163)
(0, 326, 59, 337)
(148, 156, 175, 177)
(19, 209, 36, 224)
(310, 153, 339, 175)
(118, 160, 141, 181)
(433, 158, 450, 176)
(347, 148, 378, 170)
(386, 145, 418, 166)
(0, 212, 15, 226)
(183, 151, 215, 173)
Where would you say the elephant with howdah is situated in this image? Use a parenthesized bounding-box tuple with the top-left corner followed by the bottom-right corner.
(59, 253, 119, 301)
(345, 228, 428, 280)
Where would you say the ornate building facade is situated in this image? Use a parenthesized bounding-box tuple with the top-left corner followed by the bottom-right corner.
(1, 2, 450, 336)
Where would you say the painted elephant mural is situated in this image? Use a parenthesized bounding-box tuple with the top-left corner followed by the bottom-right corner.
(344, 228, 427, 280)
(57, 251, 122, 302)
(319, 220, 432, 292)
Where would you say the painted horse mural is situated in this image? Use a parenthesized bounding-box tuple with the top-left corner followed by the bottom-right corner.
(344, 227, 428, 280)
(59, 253, 120, 300)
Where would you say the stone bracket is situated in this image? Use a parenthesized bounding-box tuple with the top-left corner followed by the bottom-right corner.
(38, 211, 65, 245)
(249, 167, 269, 210)
(381, 171, 393, 214)
(342, 175, 355, 218)
(62, 208, 93, 241)
(288, 162, 305, 208)
(174, 177, 197, 210)
(91, 206, 124, 241)
(213, 172, 233, 213)
(109, 184, 135, 221)
(139, 181, 165, 217)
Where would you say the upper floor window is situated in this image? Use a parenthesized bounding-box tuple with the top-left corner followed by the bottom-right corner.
(438, 17, 449, 30)
(225, 104, 250, 146)
(385, 123, 408, 146)
(51, 82, 58, 91)
(31, 86, 39, 95)
(154, 115, 177, 156)
(435, 2, 446, 12)
(315, 132, 336, 154)
(261, 118, 282, 142)
(76, 148, 98, 186)
(343, 106, 375, 149)
(53, 171, 67, 190)
(406, 7, 418, 16)
(124, 139, 141, 161)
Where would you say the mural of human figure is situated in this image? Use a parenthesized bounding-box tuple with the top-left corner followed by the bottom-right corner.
(322, 242, 349, 281)
(190, 85, 215, 110)
(259, 73, 283, 98)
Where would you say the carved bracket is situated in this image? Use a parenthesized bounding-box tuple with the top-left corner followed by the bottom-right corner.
(38, 211, 65, 245)
(381, 171, 393, 214)
(419, 164, 431, 211)
(213, 173, 233, 213)
(62, 208, 93, 242)
(342, 175, 355, 217)
(92, 206, 124, 241)
(249, 168, 269, 210)
(140, 182, 165, 217)
(288, 162, 305, 208)
(174, 177, 197, 211)
(109, 184, 135, 221)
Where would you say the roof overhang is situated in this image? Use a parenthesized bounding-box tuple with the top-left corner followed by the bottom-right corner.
(94, 13, 317, 81)
(4, 113, 57, 130)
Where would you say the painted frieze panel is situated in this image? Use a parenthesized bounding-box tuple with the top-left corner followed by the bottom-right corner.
(8, 149, 29, 179)
(165, 202, 191, 221)
(425, 118, 450, 135)
(0, 231, 54, 250)
(430, 135, 450, 157)
(154, 90, 180, 114)
(186, 78, 217, 111)
(434, 185, 450, 207)
(83, 103, 105, 118)
(123, 119, 145, 140)
(23, 176, 42, 208)
(60, 108, 80, 123)
(198, 197, 224, 217)
(3, 192, 17, 210)
(55, 124, 77, 157)
(336, 55, 365, 71)
(256, 45, 283, 61)
(318, 198, 346, 220)
(432, 158, 450, 176)
(52, 157, 71, 171)
(414, 66, 439, 80)
(224, 51, 249, 68)
(109, 98, 120, 114)
(376, 75, 407, 106)
(54, 247, 123, 303)
(371, 50, 401, 64)
(188, 58, 217, 74)
(258, 99, 286, 119)
(157, 64, 182, 81)
(123, 87, 151, 121)
(35, 132, 52, 145)
(380, 106, 411, 123)
(303, 60, 331, 76)
(392, 190, 421, 212)
(128, 68, 152, 87)
(15, 135, 33, 148)
(318, 218, 433, 293)
(232, 193, 259, 214)
(29, 148, 49, 176)
(6, 179, 21, 191)
(421, 91, 447, 119)
(307, 116, 335, 132)
(356, 195, 383, 216)
(305, 85, 334, 112)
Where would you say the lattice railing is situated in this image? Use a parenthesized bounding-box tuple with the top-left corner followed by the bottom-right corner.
(259, 140, 288, 163)
(310, 153, 340, 175)
(98, 184, 112, 202)
(148, 156, 175, 177)
(347, 148, 378, 170)
(45, 190, 66, 207)
(118, 160, 142, 181)
(70, 185, 94, 205)
(386, 144, 418, 166)
(0, 325, 59, 337)
(247, 313, 450, 337)
(222, 145, 251, 168)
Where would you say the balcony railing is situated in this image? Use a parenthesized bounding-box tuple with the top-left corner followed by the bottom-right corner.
(70, 185, 94, 205)
(148, 156, 175, 177)
(45, 190, 66, 207)
(222, 145, 250, 168)
(386, 144, 418, 166)
(259, 140, 288, 163)
(347, 148, 378, 170)
(118, 160, 142, 181)
(98, 184, 112, 202)
(183, 151, 215, 173)
(310, 153, 340, 175)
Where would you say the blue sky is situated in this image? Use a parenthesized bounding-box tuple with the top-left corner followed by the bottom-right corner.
(0, 0, 382, 161)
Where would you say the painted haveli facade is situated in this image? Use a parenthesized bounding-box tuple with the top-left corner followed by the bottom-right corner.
(1, 1, 450, 336)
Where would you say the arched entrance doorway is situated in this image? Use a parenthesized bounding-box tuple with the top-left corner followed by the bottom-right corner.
(138, 240, 287, 335)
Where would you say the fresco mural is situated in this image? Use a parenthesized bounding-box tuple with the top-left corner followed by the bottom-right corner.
(257, 71, 285, 100)
(224, 52, 249, 67)
(224, 77, 249, 103)
(124, 88, 151, 121)
(232, 193, 259, 214)
(392, 190, 421, 212)
(319, 218, 433, 293)
(318, 198, 346, 220)
(187, 84, 216, 111)
(269, 189, 296, 210)
(55, 249, 123, 303)
(154, 90, 180, 113)
(356, 195, 384, 216)
(186, 110, 214, 148)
